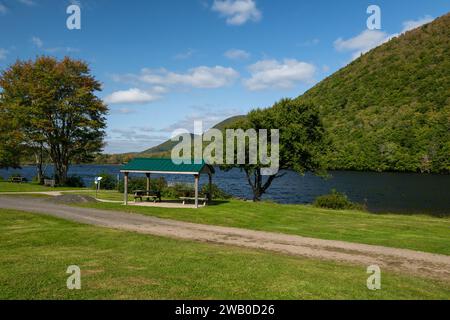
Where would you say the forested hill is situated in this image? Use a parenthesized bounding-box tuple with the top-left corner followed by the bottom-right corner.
(139, 115, 245, 157)
(296, 13, 450, 173)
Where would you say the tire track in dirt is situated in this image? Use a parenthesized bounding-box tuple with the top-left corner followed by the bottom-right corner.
(1, 196, 449, 281)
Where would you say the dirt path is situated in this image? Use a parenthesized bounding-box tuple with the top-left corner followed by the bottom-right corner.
(1, 196, 449, 281)
(0, 190, 92, 196)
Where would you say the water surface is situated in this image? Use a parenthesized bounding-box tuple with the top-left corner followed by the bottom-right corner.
(1, 165, 448, 215)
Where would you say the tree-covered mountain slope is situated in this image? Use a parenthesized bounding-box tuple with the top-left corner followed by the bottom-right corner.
(296, 13, 450, 173)
(139, 116, 245, 157)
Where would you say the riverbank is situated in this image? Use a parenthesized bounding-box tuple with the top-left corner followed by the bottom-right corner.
(1, 165, 450, 214)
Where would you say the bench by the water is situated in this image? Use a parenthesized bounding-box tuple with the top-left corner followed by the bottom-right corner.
(44, 179, 56, 187)
(10, 177, 24, 183)
(180, 193, 210, 207)
(133, 190, 161, 203)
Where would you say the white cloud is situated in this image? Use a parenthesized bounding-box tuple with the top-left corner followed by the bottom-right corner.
(0, 49, 7, 60)
(124, 66, 239, 89)
(111, 108, 136, 115)
(70, 0, 82, 7)
(44, 47, 80, 53)
(0, 4, 7, 14)
(224, 49, 250, 60)
(110, 66, 238, 105)
(298, 38, 320, 47)
(105, 107, 243, 153)
(212, 0, 261, 26)
(243, 59, 316, 91)
(174, 49, 196, 60)
(160, 106, 241, 133)
(17, 0, 36, 6)
(401, 15, 434, 33)
(106, 128, 167, 153)
(104, 88, 161, 105)
(334, 30, 394, 60)
(31, 36, 44, 48)
(29, 37, 80, 54)
(334, 15, 435, 60)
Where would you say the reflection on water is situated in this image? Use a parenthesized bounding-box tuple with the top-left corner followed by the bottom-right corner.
(1, 165, 449, 215)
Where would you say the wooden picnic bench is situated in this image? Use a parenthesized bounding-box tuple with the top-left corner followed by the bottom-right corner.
(133, 190, 161, 203)
(10, 177, 25, 183)
(179, 193, 210, 207)
(44, 179, 56, 187)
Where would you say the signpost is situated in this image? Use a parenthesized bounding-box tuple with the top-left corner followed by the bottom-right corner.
(94, 176, 103, 199)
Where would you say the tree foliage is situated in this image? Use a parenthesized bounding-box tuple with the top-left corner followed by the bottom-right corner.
(0, 98, 24, 168)
(0, 56, 108, 184)
(296, 13, 450, 173)
(223, 98, 328, 201)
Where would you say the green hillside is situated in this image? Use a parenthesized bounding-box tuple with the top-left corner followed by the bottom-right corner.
(212, 115, 247, 131)
(139, 116, 245, 158)
(296, 13, 450, 173)
(141, 134, 195, 156)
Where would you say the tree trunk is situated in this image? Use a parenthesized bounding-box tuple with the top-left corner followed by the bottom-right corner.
(55, 162, 68, 186)
(244, 167, 282, 202)
(34, 146, 44, 184)
(49, 143, 69, 186)
(253, 169, 263, 201)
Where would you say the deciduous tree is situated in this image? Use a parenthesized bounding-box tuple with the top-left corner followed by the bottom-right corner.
(0, 57, 108, 185)
(223, 99, 329, 201)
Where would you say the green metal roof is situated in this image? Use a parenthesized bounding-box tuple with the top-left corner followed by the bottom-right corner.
(120, 158, 214, 174)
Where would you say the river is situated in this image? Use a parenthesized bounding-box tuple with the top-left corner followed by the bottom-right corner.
(0, 165, 449, 215)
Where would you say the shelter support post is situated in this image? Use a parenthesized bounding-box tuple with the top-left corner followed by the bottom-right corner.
(146, 173, 151, 191)
(208, 173, 212, 201)
(194, 174, 199, 209)
(124, 172, 129, 205)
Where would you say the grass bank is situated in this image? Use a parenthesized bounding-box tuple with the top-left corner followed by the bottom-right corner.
(71, 191, 450, 256)
(0, 209, 448, 299)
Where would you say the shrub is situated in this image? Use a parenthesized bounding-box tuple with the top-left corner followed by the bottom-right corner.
(172, 183, 194, 198)
(65, 175, 85, 188)
(118, 177, 168, 194)
(152, 177, 168, 192)
(201, 184, 232, 199)
(313, 189, 366, 211)
(0, 176, 4, 182)
(118, 178, 145, 193)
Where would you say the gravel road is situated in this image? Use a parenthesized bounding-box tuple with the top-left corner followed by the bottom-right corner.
(1, 195, 449, 280)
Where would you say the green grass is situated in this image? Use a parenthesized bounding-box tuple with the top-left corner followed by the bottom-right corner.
(0, 181, 86, 192)
(0, 209, 448, 300)
(73, 195, 450, 256)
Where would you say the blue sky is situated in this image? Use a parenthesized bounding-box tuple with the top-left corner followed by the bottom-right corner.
(1, 0, 449, 153)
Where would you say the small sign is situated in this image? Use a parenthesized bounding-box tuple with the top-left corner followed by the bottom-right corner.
(94, 176, 103, 185)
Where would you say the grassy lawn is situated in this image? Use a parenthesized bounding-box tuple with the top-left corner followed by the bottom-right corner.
(0, 209, 449, 300)
(71, 192, 450, 256)
(0, 181, 86, 193)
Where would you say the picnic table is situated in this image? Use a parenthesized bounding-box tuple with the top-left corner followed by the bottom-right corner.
(179, 193, 210, 207)
(44, 179, 56, 187)
(10, 177, 25, 183)
(133, 190, 161, 203)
